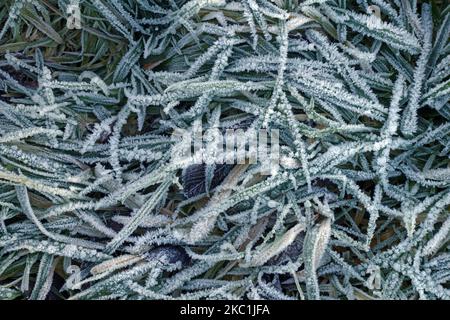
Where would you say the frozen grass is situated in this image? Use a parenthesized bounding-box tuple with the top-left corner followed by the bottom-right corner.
(0, 0, 449, 300)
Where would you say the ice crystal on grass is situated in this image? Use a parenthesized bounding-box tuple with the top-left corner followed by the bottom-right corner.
(0, 0, 449, 300)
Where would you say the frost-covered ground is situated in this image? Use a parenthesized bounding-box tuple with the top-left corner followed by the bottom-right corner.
(0, 0, 449, 300)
